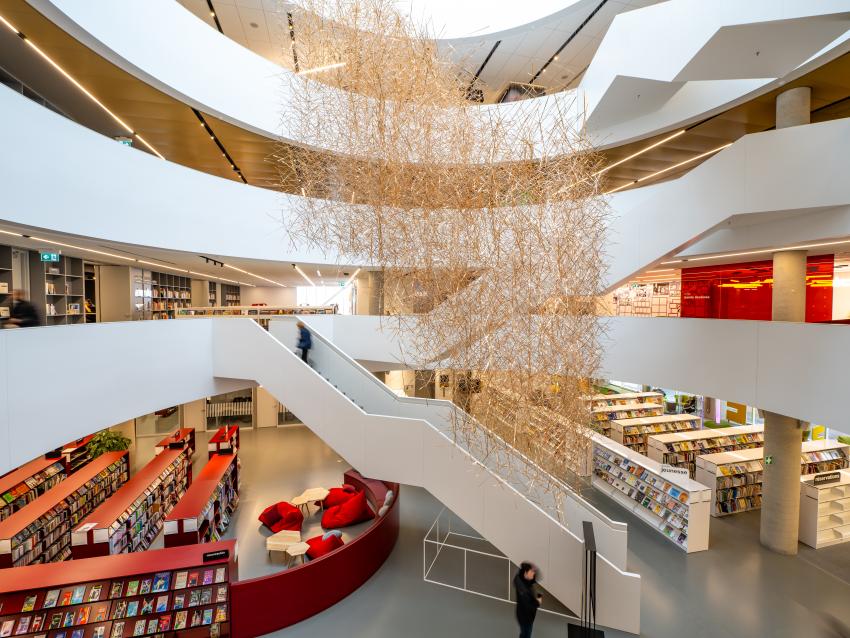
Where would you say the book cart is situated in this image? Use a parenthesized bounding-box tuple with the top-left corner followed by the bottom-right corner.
(0, 539, 235, 638)
(0, 459, 67, 523)
(72, 449, 192, 559)
(647, 424, 764, 478)
(609, 414, 701, 455)
(154, 430, 196, 461)
(163, 456, 239, 548)
(0, 453, 129, 569)
(592, 435, 710, 552)
(799, 469, 850, 549)
(695, 440, 850, 517)
(206, 429, 238, 461)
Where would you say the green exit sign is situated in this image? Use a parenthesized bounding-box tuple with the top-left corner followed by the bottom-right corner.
(40, 252, 60, 263)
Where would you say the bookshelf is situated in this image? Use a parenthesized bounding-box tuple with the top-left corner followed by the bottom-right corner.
(84, 263, 97, 323)
(221, 285, 240, 307)
(151, 272, 191, 320)
(72, 449, 191, 559)
(647, 424, 764, 478)
(0, 452, 129, 568)
(695, 440, 850, 517)
(588, 401, 665, 437)
(586, 392, 663, 407)
(206, 427, 239, 460)
(0, 245, 12, 312)
(0, 539, 235, 638)
(0, 458, 66, 522)
(29, 254, 85, 326)
(164, 455, 239, 548)
(61, 436, 95, 475)
(155, 429, 196, 461)
(592, 436, 710, 552)
(799, 469, 850, 549)
(610, 414, 701, 455)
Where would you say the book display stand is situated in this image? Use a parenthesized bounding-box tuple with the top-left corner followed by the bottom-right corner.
(592, 436, 710, 552)
(0, 453, 129, 568)
(610, 414, 701, 455)
(0, 460, 67, 523)
(647, 425, 764, 478)
(695, 440, 850, 517)
(206, 428, 238, 461)
(163, 456, 239, 548)
(585, 394, 664, 437)
(72, 449, 192, 559)
(799, 469, 850, 549)
(154, 430, 196, 462)
(0, 540, 235, 638)
(61, 437, 95, 476)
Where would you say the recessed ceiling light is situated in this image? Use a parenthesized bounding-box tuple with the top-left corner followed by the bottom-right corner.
(250, 22, 259, 28)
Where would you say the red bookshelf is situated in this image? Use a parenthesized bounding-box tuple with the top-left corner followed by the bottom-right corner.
(72, 449, 191, 559)
(61, 436, 96, 475)
(155, 429, 196, 461)
(0, 540, 235, 638)
(0, 452, 129, 569)
(206, 427, 239, 460)
(163, 456, 239, 548)
(0, 457, 66, 522)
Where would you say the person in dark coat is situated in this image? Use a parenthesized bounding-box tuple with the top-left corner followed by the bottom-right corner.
(7, 290, 41, 328)
(514, 562, 542, 638)
(296, 321, 312, 363)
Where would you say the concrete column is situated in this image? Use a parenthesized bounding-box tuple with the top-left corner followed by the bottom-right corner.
(775, 86, 810, 129)
(772, 250, 807, 322)
(760, 411, 804, 554)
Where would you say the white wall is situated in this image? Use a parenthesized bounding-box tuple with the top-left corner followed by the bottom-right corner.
(238, 286, 297, 307)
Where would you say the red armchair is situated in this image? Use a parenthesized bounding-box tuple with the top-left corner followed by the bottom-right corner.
(321, 490, 375, 529)
(259, 501, 304, 534)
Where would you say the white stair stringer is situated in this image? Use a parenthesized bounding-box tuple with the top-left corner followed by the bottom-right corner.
(212, 319, 640, 634)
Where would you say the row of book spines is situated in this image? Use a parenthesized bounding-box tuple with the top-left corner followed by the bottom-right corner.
(715, 495, 761, 514)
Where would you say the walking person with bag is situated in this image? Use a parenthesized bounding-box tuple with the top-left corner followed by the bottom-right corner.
(514, 562, 542, 638)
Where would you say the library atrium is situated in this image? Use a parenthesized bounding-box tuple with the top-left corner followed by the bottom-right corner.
(1, 0, 850, 637)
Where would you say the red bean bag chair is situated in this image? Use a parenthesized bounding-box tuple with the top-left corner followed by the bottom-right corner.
(305, 533, 344, 559)
(321, 490, 374, 529)
(258, 501, 303, 533)
(322, 486, 358, 509)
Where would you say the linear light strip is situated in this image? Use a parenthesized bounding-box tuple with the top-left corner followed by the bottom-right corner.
(596, 130, 685, 177)
(223, 263, 285, 287)
(607, 143, 733, 194)
(322, 268, 361, 305)
(296, 62, 346, 76)
(293, 264, 315, 286)
(661, 238, 850, 265)
(0, 12, 166, 160)
(192, 109, 246, 183)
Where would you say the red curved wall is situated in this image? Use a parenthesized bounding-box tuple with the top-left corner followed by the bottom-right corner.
(230, 481, 400, 638)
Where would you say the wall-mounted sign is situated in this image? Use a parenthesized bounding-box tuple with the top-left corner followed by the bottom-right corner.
(660, 464, 690, 480)
(114, 136, 133, 147)
(202, 549, 229, 562)
(765, 455, 774, 465)
(40, 252, 60, 262)
(813, 471, 842, 487)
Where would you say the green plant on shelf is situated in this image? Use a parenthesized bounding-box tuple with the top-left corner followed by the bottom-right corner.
(87, 430, 132, 459)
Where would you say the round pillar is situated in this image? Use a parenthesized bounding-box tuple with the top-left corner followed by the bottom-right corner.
(775, 86, 811, 129)
(772, 250, 807, 322)
(760, 411, 804, 554)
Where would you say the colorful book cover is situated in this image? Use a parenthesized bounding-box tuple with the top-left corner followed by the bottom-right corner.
(199, 589, 212, 606)
(33, 635, 47, 638)
(154, 596, 168, 613)
(75, 606, 90, 625)
(88, 585, 103, 602)
(187, 590, 200, 607)
(62, 612, 75, 628)
(125, 581, 139, 598)
(173, 612, 187, 631)
(70, 629, 83, 638)
(214, 586, 227, 603)
(158, 615, 171, 632)
(55, 632, 66, 638)
(110, 621, 125, 638)
(14, 616, 30, 635)
(201, 609, 213, 626)
(31, 614, 44, 632)
(138, 580, 151, 596)
(172, 594, 185, 611)
(92, 625, 106, 638)
(151, 572, 170, 594)
(186, 572, 199, 588)
(49, 614, 62, 629)
(22, 595, 37, 612)
(213, 567, 226, 584)
(145, 620, 158, 634)
(43, 590, 60, 608)
(201, 570, 213, 586)
(111, 602, 127, 620)
(59, 591, 73, 607)
(109, 582, 123, 599)
(140, 598, 153, 616)
(125, 602, 138, 618)
(70, 586, 86, 605)
(95, 606, 109, 623)
(189, 611, 202, 628)
(214, 605, 227, 623)
(173, 572, 187, 590)
(132, 621, 145, 637)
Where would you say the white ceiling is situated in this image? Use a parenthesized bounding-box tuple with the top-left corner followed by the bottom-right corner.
(175, 0, 661, 102)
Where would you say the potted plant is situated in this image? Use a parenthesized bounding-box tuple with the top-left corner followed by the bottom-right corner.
(88, 430, 132, 459)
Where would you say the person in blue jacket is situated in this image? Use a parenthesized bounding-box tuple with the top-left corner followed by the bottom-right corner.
(296, 321, 312, 363)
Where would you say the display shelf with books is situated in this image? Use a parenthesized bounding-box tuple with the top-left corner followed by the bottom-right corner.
(695, 440, 850, 517)
(586, 392, 664, 408)
(0, 539, 235, 638)
(647, 424, 764, 478)
(799, 469, 850, 549)
(591, 435, 711, 552)
(206, 427, 239, 460)
(72, 449, 191, 559)
(29, 254, 85, 326)
(154, 429, 196, 462)
(610, 414, 702, 455)
(587, 400, 664, 437)
(163, 455, 239, 548)
(220, 285, 240, 308)
(0, 459, 67, 523)
(61, 437, 95, 476)
(0, 453, 129, 568)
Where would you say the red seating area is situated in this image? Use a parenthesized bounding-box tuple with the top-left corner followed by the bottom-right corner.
(321, 489, 375, 529)
(258, 501, 304, 533)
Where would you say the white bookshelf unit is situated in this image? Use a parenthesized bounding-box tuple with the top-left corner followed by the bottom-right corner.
(647, 425, 764, 478)
(799, 469, 850, 549)
(610, 414, 701, 455)
(695, 440, 850, 517)
(592, 436, 711, 552)
(587, 396, 664, 437)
